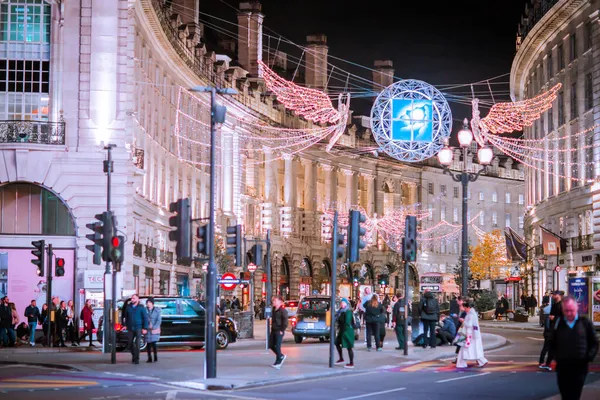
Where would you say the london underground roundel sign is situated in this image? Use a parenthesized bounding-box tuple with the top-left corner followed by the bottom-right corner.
(370, 79, 452, 162)
(220, 272, 238, 291)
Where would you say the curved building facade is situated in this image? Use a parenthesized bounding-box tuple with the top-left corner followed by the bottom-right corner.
(0, 0, 524, 317)
(512, 0, 600, 298)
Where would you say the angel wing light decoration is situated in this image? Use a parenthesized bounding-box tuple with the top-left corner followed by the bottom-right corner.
(258, 60, 350, 152)
(472, 83, 561, 145)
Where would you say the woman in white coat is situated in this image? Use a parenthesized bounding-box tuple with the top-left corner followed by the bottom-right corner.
(456, 300, 488, 369)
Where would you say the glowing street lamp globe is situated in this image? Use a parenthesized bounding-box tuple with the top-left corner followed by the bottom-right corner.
(478, 146, 494, 166)
(457, 118, 473, 148)
(437, 145, 453, 166)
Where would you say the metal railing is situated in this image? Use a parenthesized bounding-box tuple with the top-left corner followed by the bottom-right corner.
(570, 234, 594, 252)
(0, 119, 65, 145)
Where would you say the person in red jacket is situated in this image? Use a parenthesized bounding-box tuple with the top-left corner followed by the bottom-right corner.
(78, 299, 95, 347)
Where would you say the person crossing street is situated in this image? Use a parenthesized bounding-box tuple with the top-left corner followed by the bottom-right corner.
(269, 295, 288, 369)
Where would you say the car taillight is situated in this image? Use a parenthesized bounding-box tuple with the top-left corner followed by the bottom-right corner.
(291, 317, 297, 326)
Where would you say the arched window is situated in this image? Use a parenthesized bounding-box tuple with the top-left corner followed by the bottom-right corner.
(300, 258, 312, 277)
(0, 183, 75, 235)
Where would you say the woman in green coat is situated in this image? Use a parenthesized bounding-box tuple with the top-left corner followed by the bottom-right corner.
(334, 298, 355, 369)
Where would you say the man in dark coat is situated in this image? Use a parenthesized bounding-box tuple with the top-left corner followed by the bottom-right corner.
(24, 299, 40, 347)
(124, 294, 148, 365)
(269, 295, 288, 369)
(419, 290, 440, 349)
(550, 296, 598, 399)
(391, 292, 406, 350)
(0, 296, 15, 347)
(528, 294, 538, 317)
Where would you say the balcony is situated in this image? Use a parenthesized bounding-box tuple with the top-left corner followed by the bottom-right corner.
(570, 234, 594, 252)
(132, 147, 144, 170)
(0, 119, 65, 145)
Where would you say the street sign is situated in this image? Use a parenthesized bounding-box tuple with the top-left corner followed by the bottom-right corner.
(248, 263, 257, 272)
(219, 272, 238, 290)
(554, 265, 561, 272)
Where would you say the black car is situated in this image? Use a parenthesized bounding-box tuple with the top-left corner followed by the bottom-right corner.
(292, 295, 360, 343)
(98, 296, 238, 351)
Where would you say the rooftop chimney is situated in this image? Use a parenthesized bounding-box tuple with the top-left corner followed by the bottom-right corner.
(372, 60, 394, 95)
(305, 34, 328, 90)
(237, 2, 264, 76)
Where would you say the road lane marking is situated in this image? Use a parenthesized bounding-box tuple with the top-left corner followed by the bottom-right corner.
(436, 372, 491, 383)
(526, 337, 544, 341)
(335, 387, 406, 400)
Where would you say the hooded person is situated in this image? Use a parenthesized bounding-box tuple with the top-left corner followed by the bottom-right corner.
(334, 298, 356, 369)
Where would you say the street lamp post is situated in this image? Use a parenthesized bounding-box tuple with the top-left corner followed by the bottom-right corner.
(437, 118, 494, 296)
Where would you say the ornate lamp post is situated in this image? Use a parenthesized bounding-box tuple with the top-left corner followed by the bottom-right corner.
(437, 118, 494, 296)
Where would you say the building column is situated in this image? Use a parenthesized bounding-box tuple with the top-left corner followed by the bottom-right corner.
(261, 147, 279, 233)
(364, 174, 376, 216)
(283, 154, 297, 207)
(344, 169, 358, 209)
(323, 164, 338, 209)
(303, 160, 317, 211)
(190, 168, 197, 218)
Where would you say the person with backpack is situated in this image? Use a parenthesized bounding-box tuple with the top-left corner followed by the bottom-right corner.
(391, 291, 406, 350)
(550, 296, 598, 399)
(364, 295, 385, 351)
(419, 290, 440, 349)
(334, 298, 356, 369)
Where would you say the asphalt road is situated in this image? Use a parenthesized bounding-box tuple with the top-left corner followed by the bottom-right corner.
(1, 328, 598, 400)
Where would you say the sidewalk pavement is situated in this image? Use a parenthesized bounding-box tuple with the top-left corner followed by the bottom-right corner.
(543, 378, 600, 400)
(479, 319, 543, 332)
(0, 323, 507, 390)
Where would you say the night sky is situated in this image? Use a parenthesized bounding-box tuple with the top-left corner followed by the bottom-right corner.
(200, 0, 527, 119)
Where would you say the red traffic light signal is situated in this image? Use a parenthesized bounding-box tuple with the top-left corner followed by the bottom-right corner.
(55, 257, 65, 277)
(353, 281, 359, 287)
(111, 236, 120, 247)
(56, 258, 65, 267)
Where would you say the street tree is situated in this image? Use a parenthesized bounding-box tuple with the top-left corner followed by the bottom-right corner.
(469, 230, 511, 280)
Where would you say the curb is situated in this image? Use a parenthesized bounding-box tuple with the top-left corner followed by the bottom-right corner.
(0, 360, 81, 372)
(480, 324, 543, 333)
(170, 334, 509, 391)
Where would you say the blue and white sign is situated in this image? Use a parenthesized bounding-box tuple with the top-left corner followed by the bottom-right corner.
(371, 79, 452, 162)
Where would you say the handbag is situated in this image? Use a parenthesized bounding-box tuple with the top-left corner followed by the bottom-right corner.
(452, 325, 468, 346)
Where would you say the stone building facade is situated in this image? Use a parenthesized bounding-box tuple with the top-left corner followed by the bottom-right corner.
(513, 0, 600, 298)
(0, 0, 524, 316)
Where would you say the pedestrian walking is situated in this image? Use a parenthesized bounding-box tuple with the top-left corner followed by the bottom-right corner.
(455, 299, 488, 369)
(78, 299, 95, 347)
(9, 302, 19, 345)
(364, 295, 385, 352)
(391, 291, 406, 350)
(66, 300, 77, 346)
(539, 297, 556, 371)
(449, 295, 460, 316)
(124, 294, 148, 365)
(145, 298, 161, 363)
(56, 301, 68, 347)
(528, 294, 538, 317)
(24, 300, 40, 347)
(269, 295, 288, 369)
(382, 294, 391, 327)
(419, 290, 440, 349)
(334, 298, 355, 369)
(40, 303, 49, 345)
(550, 296, 598, 400)
(452, 296, 466, 363)
(389, 295, 397, 329)
(0, 296, 15, 347)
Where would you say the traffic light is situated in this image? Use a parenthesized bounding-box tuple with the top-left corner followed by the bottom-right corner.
(378, 274, 388, 286)
(334, 229, 345, 259)
(246, 244, 263, 267)
(197, 224, 208, 256)
(169, 198, 191, 261)
(403, 215, 417, 262)
(225, 224, 242, 266)
(347, 210, 367, 263)
(55, 257, 65, 277)
(85, 212, 112, 265)
(109, 236, 125, 270)
(31, 240, 45, 277)
(353, 276, 359, 287)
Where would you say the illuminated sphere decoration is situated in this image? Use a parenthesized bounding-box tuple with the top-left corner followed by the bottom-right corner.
(370, 79, 452, 162)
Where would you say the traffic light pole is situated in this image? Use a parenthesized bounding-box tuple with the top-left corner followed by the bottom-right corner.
(103, 144, 116, 355)
(328, 211, 338, 368)
(265, 229, 272, 351)
(205, 87, 218, 379)
(46, 244, 53, 348)
(404, 260, 409, 356)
